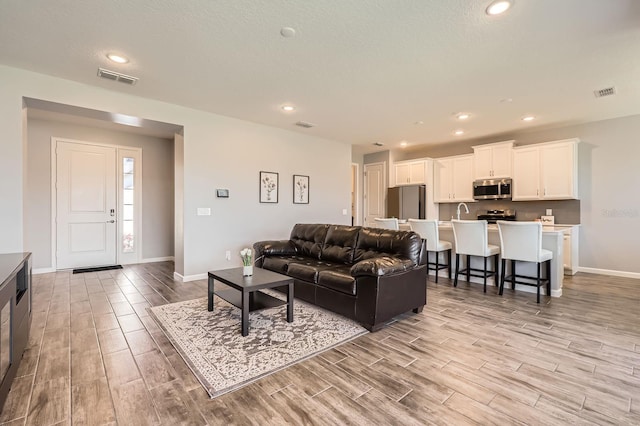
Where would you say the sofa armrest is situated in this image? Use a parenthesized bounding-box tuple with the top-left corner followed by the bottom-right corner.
(253, 240, 298, 266)
(350, 257, 415, 277)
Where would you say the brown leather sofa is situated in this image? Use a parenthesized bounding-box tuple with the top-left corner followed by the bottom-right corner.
(253, 224, 427, 331)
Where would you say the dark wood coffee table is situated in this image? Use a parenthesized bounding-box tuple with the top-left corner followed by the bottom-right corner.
(207, 267, 294, 336)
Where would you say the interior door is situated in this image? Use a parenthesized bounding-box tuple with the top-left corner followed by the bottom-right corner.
(364, 162, 386, 227)
(56, 141, 117, 269)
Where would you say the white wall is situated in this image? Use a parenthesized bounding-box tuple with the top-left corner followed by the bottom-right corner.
(0, 65, 352, 277)
(25, 118, 175, 269)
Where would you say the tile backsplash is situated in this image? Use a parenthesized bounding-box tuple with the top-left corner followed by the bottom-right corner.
(439, 199, 581, 224)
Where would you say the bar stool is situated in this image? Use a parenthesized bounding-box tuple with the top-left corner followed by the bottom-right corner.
(497, 221, 552, 304)
(408, 219, 452, 283)
(451, 220, 500, 292)
(374, 218, 399, 230)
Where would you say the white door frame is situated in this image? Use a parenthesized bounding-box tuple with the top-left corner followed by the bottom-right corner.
(351, 163, 361, 226)
(363, 161, 387, 227)
(51, 137, 143, 269)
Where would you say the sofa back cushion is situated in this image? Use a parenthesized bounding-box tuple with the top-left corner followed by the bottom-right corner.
(320, 225, 360, 264)
(353, 227, 422, 265)
(290, 224, 329, 259)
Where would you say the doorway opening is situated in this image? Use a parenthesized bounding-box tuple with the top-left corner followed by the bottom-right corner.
(24, 97, 184, 273)
(363, 161, 387, 227)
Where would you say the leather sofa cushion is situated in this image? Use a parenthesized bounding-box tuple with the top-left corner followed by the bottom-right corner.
(262, 255, 304, 274)
(351, 256, 415, 277)
(287, 260, 336, 284)
(320, 225, 359, 264)
(354, 227, 422, 265)
(290, 224, 329, 260)
(317, 266, 356, 296)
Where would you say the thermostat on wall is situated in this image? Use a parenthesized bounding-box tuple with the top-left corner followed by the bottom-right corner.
(216, 189, 229, 198)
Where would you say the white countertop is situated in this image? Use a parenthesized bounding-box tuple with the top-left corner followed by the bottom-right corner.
(433, 221, 578, 234)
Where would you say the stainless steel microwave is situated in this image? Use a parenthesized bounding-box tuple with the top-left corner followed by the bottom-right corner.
(473, 178, 512, 200)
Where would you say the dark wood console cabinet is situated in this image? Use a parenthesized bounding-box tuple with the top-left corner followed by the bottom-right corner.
(0, 253, 31, 411)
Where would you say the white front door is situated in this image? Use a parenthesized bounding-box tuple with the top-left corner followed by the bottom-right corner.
(363, 162, 386, 227)
(56, 141, 117, 269)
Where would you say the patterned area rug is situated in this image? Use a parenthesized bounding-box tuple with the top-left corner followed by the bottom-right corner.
(149, 291, 368, 398)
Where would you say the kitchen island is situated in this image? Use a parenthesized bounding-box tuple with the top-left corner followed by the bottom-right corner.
(403, 222, 575, 297)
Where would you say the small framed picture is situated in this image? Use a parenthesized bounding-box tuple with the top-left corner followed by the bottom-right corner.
(293, 175, 309, 204)
(259, 171, 279, 203)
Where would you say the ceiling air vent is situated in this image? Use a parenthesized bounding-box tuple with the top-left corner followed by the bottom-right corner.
(295, 121, 315, 128)
(373, 142, 384, 147)
(97, 68, 138, 85)
(594, 86, 616, 98)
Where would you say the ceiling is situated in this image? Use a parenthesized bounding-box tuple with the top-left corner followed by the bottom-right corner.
(2, 0, 639, 154)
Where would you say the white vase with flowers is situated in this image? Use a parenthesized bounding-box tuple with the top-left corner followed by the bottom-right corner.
(240, 248, 253, 276)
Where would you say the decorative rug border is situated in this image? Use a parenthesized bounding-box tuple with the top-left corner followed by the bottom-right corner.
(148, 297, 368, 398)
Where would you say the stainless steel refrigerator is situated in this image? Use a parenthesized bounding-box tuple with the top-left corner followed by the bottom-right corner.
(387, 185, 426, 220)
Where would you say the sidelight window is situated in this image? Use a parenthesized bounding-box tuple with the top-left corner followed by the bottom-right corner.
(123, 157, 135, 253)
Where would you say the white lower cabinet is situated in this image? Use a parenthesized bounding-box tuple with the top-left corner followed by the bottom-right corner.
(435, 154, 474, 203)
(562, 227, 579, 275)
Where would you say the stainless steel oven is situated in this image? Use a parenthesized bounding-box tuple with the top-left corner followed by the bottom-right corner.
(473, 178, 512, 200)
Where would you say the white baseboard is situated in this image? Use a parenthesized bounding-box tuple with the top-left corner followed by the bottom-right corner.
(577, 266, 640, 279)
(173, 272, 207, 282)
(141, 256, 174, 263)
(33, 267, 56, 275)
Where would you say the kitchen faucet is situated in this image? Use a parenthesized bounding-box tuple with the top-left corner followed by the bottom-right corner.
(456, 202, 469, 220)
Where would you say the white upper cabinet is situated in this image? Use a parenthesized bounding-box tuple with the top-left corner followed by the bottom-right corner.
(512, 138, 579, 200)
(541, 141, 578, 199)
(472, 141, 514, 179)
(435, 154, 474, 203)
(394, 160, 426, 185)
(435, 158, 452, 202)
(512, 146, 541, 200)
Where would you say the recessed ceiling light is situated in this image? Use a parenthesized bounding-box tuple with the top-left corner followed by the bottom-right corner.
(521, 115, 535, 122)
(281, 105, 296, 112)
(400, 141, 408, 148)
(414, 121, 424, 125)
(280, 27, 296, 38)
(456, 113, 471, 120)
(107, 53, 129, 64)
(454, 130, 465, 136)
(486, 0, 513, 15)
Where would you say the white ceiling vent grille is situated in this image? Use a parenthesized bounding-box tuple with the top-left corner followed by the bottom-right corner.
(295, 121, 316, 128)
(594, 86, 616, 98)
(97, 68, 138, 85)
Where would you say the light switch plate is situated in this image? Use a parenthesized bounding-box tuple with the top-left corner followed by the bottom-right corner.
(342, 209, 348, 215)
(197, 208, 211, 216)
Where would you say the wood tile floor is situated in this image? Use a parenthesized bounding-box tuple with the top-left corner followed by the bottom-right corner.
(1, 262, 639, 425)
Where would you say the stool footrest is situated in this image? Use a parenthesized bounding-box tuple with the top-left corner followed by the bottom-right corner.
(428, 262, 450, 271)
(505, 274, 550, 287)
(459, 267, 497, 279)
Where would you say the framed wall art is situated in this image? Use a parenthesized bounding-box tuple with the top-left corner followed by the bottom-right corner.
(293, 174, 309, 204)
(259, 171, 279, 203)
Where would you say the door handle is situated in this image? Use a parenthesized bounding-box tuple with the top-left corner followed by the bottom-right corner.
(106, 220, 115, 223)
